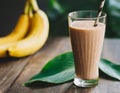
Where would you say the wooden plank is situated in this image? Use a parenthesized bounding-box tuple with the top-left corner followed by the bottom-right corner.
(102, 39, 120, 63)
(7, 37, 120, 93)
(0, 56, 32, 93)
(6, 37, 72, 93)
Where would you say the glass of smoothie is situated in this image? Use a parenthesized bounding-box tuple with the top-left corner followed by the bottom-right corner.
(68, 10, 106, 87)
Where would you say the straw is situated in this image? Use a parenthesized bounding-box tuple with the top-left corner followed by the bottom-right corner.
(94, 0, 105, 26)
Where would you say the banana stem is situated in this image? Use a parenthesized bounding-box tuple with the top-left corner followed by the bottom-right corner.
(24, 0, 29, 14)
(28, 4, 33, 18)
(30, 0, 39, 11)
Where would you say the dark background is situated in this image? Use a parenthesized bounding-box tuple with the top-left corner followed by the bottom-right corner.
(0, 0, 102, 37)
(1, 0, 120, 38)
(0, 0, 46, 36)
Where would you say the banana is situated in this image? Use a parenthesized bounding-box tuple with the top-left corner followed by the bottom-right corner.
(0, 5, 29, 45)
(0, 43, 14, 57)
(0, 1, 29, 57)
(8, 9, 49, 57)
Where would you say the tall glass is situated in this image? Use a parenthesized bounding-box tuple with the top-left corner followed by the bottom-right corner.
(68, 10, 106, 87)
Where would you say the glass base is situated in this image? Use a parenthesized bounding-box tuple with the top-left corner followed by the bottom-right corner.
(74, 77, 98, 87)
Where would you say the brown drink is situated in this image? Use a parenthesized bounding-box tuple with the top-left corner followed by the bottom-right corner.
(70, 20, 105, 79)
(68, 11, 106, 87)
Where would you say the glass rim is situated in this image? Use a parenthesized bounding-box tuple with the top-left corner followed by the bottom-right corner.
(68, 10, 107, 20)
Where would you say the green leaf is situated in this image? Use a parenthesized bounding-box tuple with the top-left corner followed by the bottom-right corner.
(24, 52, 75, 86)
(99, 59, 120, 80)
(24, 52, 120, 87)
(105, 0, 120, 37)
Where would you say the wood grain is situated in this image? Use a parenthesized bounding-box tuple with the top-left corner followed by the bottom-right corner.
(0, 56, 32, 93)
(1, 37, 120, 93)
(6, 37, 72, 93)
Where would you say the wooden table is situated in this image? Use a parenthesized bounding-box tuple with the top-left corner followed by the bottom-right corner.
(0, 37, 120, 93)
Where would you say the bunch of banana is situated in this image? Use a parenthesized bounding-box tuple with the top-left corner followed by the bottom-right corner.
(0, 1, 29, 57)
(0, 0, 49, 57)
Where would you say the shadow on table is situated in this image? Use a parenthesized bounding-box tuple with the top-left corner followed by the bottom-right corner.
(99, 70, 119, 81)
(26, 80, 73, 89)
(64, 84, 100, 93)
(0, 57, 18, 62)
(0, 56, 30, 63)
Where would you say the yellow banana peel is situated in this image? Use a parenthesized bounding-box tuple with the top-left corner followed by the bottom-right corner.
(0, 0, 49, 58)
(0, 43, 15, 57)
(0, 15, 29, 45)
(8, 9, 49, 57)
(0, 1, 29, 57)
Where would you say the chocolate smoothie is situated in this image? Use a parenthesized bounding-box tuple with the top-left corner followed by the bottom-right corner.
(69, 20, 105, 80)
